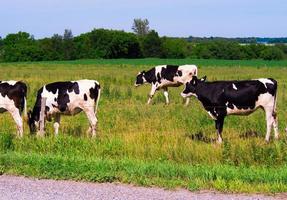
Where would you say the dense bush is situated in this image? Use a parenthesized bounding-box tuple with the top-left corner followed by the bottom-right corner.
(0, 29, 286, 62)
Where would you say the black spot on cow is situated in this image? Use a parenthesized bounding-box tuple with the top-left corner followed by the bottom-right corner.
(177, 70, 182, 77)
(45, 106, 50, 112)
(160, 65, 179, 81)
(45, 81, 80, 95)
(89, 82, 101, 102)
(54, 98, 57, 102)
(156, 73, 161, 83)
(143, 68, 157, 84)
(84, 93, 88, 101)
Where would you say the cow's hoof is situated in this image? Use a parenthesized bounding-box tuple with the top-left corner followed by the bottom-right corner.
(217, 138, 223, 144)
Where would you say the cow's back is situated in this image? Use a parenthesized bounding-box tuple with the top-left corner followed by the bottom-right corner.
(0, 81, 27, 112)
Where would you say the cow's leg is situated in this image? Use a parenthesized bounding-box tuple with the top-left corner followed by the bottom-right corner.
(184, 97, 190, 106)
(273, 112, 279, 140)
(215, 117, 225, 144)
(10, 109, 23, 137)
(53, 113, 61, 136)
(264, 107, 276, 142)
(84, 108, 98, 137)
(147, 84, 157, 105)
(163, 87, 169, 104)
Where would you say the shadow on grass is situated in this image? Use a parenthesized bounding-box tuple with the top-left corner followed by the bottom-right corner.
(239, 130, 261, 139)
(185, 132, 216, 143)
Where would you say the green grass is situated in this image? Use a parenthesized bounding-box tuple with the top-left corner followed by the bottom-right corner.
(0, 59, 287, 193)
(2, 58, 287, 67)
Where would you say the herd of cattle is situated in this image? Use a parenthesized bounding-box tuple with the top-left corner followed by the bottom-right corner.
(0, 64, 282, 143)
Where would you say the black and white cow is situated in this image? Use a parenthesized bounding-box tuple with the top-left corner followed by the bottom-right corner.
(0, 81, 27, 137)
(181, 76, 278, 143)
(135, 65, 198, 105)
(28, 80, 101, 137)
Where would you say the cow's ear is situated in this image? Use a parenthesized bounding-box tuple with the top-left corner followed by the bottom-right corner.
(200, 76, 207, 82)
(191, 76, 198, 85)
(142, 70, 146, 74)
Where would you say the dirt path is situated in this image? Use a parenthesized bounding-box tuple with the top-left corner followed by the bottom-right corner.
(0, 175, 286, 200)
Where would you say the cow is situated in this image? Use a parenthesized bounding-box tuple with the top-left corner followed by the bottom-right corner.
(0, 81, 27, 137)
(181, 76, 278, 143)
(135, 65, 198, 105)
(28, 80, 101, 137)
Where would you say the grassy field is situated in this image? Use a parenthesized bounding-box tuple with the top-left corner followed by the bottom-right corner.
(1, 58, 287, 193)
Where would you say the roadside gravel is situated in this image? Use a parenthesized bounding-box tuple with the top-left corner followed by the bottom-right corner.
(1, 175, 286, 200)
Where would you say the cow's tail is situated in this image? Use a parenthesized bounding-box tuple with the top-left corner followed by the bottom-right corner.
(272, 79, 278, 117)
(21, 81, 28, 120)
(95, 86, 101, 114)
(23, 97, 27, 119)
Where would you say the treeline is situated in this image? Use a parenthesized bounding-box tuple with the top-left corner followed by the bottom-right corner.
(0, 29, 287, 62)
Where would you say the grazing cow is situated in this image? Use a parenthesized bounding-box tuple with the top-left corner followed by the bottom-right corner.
(28, 80, 101, 137)
(0, 81, 27, 137)
(135, 65, 198, 105)
(181, 76, 278, 143)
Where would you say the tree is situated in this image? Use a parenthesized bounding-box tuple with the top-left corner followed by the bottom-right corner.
(132, 18, 150, 36)
(63, 29, 76, 60)
(0, 37, 3, 61)
(141, 30, 162, 57)
(161, 37, 188, 58)
(260, 46, 284, 60)
(2, 32, 42, 62)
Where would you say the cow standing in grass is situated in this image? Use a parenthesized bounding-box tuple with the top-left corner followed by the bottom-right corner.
(181, 76, 279, 143)
(0, 81, 27, 137)
(28, 80, 101, 137)
(135, 65, 198, 105)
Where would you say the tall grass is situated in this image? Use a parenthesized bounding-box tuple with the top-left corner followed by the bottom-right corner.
(0, 60, 287, 193)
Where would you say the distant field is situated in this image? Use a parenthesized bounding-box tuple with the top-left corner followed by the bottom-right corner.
(1, 59, 287, 193)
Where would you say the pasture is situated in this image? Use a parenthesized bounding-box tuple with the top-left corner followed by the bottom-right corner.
(1, 59, 287, 193)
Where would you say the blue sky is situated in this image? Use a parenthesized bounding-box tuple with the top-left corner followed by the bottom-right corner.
(0, 0, 286, 38)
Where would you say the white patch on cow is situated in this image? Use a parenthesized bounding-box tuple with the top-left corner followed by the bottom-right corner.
(177, 65, 198, 84)
(255, 92, 275, 108)
(226, 104, 255, 115)
(257, 78, 274, 88)
(207, 111, 217, 120)
(232, 84, 238, 90)
(181, 92, 197, 98)
(0, 91, 23, 136)
(41, 85, 59, 115)
(1, 80, 17, 85)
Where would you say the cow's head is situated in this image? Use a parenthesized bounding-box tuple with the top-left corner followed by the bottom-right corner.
(181, 76, 207, 98)
(135, 71, 147, 87)
(27, 110, 39, 133)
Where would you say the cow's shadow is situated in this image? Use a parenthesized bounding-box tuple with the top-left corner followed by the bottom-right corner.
(185, 131, 216, 143)
(239, 130, 260, 139)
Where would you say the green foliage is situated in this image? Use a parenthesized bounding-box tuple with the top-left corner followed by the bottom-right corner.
(132, 18, 150, 36)
(260, 46, 284, 60)
(1, 29, 286, 62)
(161, 37, 189, 58)
(141, 30, 162, 57)
(2, 32, 42, 62)
(0, 132, 14, 152)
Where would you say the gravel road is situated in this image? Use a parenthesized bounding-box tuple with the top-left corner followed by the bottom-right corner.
(1, 175, 286, 200)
